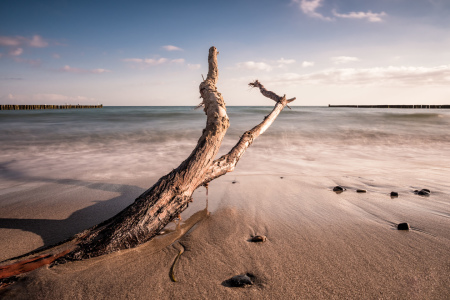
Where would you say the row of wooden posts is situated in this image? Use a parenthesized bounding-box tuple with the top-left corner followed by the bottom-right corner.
(0, 104, 103, 110)
(328, 104, 450, 109)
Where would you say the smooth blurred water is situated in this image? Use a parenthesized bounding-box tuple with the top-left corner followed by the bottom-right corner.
(1, 106, 449, 184)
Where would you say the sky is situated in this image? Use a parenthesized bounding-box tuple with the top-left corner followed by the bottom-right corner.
(1, 0, 449, 106)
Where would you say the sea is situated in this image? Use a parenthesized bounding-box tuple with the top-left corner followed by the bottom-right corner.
(1, 106, 450, 188)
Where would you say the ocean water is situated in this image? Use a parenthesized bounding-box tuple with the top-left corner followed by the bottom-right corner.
(1, 106, 449, 187)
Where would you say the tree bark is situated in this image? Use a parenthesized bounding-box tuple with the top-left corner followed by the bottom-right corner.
(0, 46, 295, 281)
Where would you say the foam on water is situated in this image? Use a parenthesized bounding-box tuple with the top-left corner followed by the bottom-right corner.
(1, 106, 449, 183)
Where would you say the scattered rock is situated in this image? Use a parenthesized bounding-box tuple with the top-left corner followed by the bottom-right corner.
(390, 192, 399, 198)
(414, 189, 430, 196)
(250, 235, 267, 243)
(232, 181, 237, 184)
(224, 273, 254, 287)
(333, 186, 346, 193)
(356, 189, 367, 193)
(397, 223, 410, 230)
(280, 177, 284, 179)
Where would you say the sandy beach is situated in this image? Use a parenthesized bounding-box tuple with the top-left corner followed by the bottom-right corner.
(1, 153, 449, 299)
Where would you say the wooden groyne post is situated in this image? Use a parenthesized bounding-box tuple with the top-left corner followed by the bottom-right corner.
(0, 104, 103, 110)
(328, 104, 450, 109)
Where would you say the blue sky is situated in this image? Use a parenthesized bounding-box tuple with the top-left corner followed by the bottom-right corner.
(1, 0, 449, 106)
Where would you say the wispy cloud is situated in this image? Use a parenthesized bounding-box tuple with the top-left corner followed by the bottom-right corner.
(292, 0, 387, 22)
(60, 65, 111, 74)
(236, 58, 296, 72)
(188, 64, 201, 70)
(162, 45, 183, 51)
(0, 35, 49, 48)
(333, 10, 387, 22)
(9, 48, 23, 56)
(277, 58, 296, 65)
(171, 58, 185, 64)
(292, 0, 332, 21)
(123, 57, 189, 68)
(268, 65, 450, 86)
(331, 56, 360, 64)
(302, 61, 315, 67)
(277, 58, 296, 68)
(236, 61, 273, 72)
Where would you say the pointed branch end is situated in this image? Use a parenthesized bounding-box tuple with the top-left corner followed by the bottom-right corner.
(248, 80, 261, 89)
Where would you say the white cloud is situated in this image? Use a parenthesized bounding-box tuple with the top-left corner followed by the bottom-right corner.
(123, 56, 198, 69)
(61, 65, 111, 74)
(302, 61, 315, 67)
(9, 48, 23, 56)
(331, 56, 360, 64)
(236, 61, 273, 71)
(162, 45, 183, 51)
(144, 58, 168, 65)
(0, 35, 48, 48)
(292, 0, 333, 21)
(292, 0, 387, 23)
(29, 35, 48, 48)
(277, 58, 296, 65)
(91, 68, 111, 74)
(268, 64, 450, 86)
(188, 64, 201, 70)
(0, 36, 21, 47)
(171, 58, 185, 64)
(333, 10, 387, 22)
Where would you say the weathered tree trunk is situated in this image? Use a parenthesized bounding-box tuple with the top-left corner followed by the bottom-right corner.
(0, 46, 295, 282)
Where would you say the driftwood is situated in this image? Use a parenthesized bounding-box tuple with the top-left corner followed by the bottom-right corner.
(0, 46, 295, 283)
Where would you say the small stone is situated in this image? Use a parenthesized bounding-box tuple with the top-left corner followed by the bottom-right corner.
(225, 274, 254, 287)
(232, 181, 237, 184)
(415, 189, 431, 196)
(280, 177, 284, 179)
(250, 235, 267, 243)
(333, 186, 345, 193)
(390, 192, 399, 198)
(356, 189, 367, 193)
(397, 223, 410, 230)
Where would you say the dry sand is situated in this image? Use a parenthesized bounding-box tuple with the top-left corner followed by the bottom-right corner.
(1, 166, 449, 299)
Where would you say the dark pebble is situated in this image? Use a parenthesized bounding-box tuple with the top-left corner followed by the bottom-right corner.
(333, 186, 345, 192)
(224, 274, 254, 287)
(232, 181, 237, 184)
(390, 192, 399, 198)
(356, 189, 367, 193)
(250, 235, 267, 243)
(397, 223, 410, 230)
(414, 189, 431, 196)
(280, 177, 284, 179)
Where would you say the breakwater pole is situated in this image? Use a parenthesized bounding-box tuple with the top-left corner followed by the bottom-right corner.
(328, 104, 450, 109)
(0, 104, 103, 110)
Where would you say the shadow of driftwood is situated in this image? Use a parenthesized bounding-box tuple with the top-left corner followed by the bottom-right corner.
(0, 162, 145, 256)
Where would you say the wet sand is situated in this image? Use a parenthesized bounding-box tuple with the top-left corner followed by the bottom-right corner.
(1, 167, 449, 299)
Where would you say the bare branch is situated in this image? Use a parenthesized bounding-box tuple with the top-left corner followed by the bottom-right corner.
(201, 82, 295, 185)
